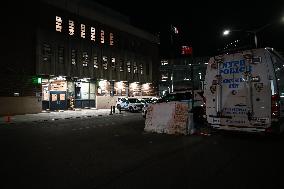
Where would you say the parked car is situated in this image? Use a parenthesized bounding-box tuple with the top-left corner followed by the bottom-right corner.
(139, 98, 152, 105)
(141, 97, 160, 118)
(116, 97, 144, 112)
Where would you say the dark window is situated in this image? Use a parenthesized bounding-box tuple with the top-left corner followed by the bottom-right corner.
(42, 43, 52, 64)
(58, 46, 64, 64)
(146, 62, 149, 75)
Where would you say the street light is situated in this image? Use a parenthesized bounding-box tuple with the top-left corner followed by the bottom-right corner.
(223, 28, 258, 48)
(223, 29, 230, 35)
(222, 19, 282, 48)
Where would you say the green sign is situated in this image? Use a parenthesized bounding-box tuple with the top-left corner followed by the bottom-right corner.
(32, 77, 42, 85)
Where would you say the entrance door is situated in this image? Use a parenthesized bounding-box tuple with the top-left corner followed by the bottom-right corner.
(50, 91, 67, 111)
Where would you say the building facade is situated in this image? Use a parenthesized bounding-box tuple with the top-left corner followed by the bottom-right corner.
(0, 0, 159, 115)
(159, 57, 209, 96)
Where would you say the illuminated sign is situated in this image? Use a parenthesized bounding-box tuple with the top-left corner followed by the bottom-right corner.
(81, 24, 86, 38)
(69, 20, 74, 35)
(56, 16, 62, 32)
(55, 16, 115, 46)
(181, 46, 192, 55)
(32, 76, 42, 85)
(91, 27, 96, 42)
(101, 30, 105, 43)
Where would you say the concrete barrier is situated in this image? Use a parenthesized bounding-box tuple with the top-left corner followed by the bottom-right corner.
(144, 102, 193, 135)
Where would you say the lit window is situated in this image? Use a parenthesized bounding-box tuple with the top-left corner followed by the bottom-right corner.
(91, 27, 96, 42)
(111, 58, 116, 70)
(101, 30, 104, 43)
(81, 24, 86, 38)
(69, 20, 75, 35)
(140, 64, 143, 74)
(127, 61, 131, 73)
(93, 56, 98, 68)
(120, 59, 124, 72)
(161, 74, 168, 81)
(134, 62, 138, 74)
(56, 16, 62, 32)
(82, 52, 88, 67)
(161, 60, 168, 66)
(110, 33, 114, 45)
(102, 56, 108, 70)
(71, 49, 76, 65)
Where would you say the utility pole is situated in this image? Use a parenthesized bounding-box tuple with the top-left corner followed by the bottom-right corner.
(190, 64, 194, 110)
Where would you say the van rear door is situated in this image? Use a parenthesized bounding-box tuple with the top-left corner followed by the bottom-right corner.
(218, 52, 251, 128)
(205, 49, 271, 131)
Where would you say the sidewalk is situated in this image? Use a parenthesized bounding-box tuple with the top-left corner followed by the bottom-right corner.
(0, 109, 118, 124)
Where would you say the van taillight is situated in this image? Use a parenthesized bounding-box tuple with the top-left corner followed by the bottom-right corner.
(271, 94, 280, 119)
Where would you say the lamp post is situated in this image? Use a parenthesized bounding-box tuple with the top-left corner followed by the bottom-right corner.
(222, 23, 274, 48)
(223, 29, 258, 48)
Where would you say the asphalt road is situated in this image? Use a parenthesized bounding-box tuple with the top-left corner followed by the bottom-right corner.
(1, 113, 284, 189)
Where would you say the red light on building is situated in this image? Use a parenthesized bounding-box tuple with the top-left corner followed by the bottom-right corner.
(181, 46, 193, 55)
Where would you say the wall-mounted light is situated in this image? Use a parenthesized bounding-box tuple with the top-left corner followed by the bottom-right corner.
(142, 83, 150, 90)
(117, 81, 124, 90)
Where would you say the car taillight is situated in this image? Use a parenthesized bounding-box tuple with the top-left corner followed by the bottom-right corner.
(271, 94, 280, 119)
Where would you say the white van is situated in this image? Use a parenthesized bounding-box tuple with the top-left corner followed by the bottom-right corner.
(204, 47, 284, 133)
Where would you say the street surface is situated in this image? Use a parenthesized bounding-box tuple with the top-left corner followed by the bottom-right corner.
(1, 112, 284, 189)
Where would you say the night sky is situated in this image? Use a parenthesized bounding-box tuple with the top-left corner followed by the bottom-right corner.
(91, 0, 284, 57)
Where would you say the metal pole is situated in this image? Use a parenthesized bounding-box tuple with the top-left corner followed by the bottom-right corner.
(254, 33, 258, 48)
(191, 64, 194, 110)
(171, 72, 173, 93)
(88, 81, 90, 108)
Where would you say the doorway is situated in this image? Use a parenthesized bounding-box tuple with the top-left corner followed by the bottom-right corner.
(50, 91, 67, 110)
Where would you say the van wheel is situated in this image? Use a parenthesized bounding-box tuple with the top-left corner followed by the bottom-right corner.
(192, 106, 206, 124)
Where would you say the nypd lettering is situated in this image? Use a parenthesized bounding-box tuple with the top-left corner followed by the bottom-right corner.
(220, 60, 252, 75)
(220, 59, 252, 89)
